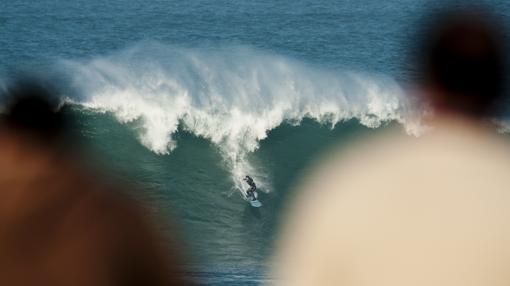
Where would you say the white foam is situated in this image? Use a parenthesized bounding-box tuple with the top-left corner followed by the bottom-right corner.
(60, 43, 418, 194)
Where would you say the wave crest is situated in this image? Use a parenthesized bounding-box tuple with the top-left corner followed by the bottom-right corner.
(60, 43, 416, 193)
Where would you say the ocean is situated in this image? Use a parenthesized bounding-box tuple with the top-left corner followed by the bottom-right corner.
(2, 0, 510, 284)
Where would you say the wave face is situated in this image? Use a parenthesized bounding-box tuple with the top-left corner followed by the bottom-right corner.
(60, 43, 417, 193)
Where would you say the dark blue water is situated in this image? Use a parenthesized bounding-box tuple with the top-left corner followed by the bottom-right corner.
(2, 0, 480, 75)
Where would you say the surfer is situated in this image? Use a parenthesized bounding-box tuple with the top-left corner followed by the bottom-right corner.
(244, 175, 257, 200)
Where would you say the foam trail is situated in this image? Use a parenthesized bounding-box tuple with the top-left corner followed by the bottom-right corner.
(60, 43, 418, 195)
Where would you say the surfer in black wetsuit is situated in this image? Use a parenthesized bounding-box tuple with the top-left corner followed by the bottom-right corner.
(244, 175, 257, 200)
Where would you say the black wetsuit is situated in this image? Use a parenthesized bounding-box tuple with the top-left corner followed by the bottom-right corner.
(245, 176, 257, 200)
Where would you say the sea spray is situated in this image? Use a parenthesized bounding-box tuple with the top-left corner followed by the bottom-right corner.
(59, 43, 417, 195)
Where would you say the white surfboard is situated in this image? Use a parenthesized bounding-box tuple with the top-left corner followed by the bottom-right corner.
(243, 189, 262, 207)
(249, 199, 262, 208)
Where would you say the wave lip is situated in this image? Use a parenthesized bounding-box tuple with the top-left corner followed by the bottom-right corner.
(61, 43, 415, 193)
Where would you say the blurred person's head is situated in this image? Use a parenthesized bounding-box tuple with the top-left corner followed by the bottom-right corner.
(273, 6, 510, 286)
(416, 7, 508, 117)
(2, 81, 62, 132)
(0, 80, 190, 285)
(0, 79, 77, 153)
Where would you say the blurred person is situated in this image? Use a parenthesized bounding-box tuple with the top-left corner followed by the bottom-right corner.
(0, 82, 190, 285)
(272, 8, 510, 286)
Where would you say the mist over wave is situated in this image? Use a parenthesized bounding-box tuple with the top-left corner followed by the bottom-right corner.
(59, 42, 418, 194)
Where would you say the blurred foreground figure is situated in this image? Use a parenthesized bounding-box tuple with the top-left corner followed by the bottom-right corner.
(0, 83, 189, 285)
(273, 8, 510, 286)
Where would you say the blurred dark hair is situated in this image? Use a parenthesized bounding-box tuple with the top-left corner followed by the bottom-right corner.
(415, 7, 508, 116)
(1, 80, 72, 144)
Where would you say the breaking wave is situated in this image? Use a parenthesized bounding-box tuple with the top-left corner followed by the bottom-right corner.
(59, 42, 419, 194)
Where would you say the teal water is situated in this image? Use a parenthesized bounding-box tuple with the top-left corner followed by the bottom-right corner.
(75, 107, 376, 267)
(3, 0, 510, 284)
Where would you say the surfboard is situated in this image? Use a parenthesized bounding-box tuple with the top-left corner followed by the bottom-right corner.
(242, 190, 262, 207)
(250, 199, 263, 208)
